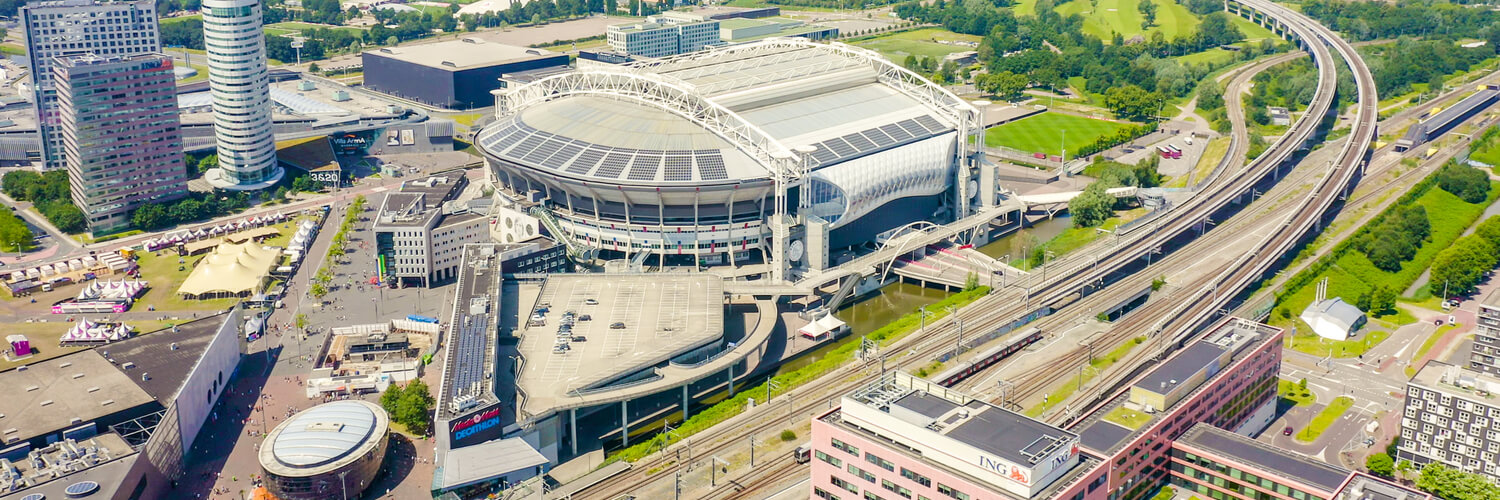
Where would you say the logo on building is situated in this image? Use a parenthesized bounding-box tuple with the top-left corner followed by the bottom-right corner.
(451, 406, 502, 442)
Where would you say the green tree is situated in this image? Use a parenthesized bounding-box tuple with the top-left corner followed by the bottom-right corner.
(1137, 0, 1156, 28)
(309, 282, 328, 299)
(1416, 463, 1500, 500)
(1103, 85, 1162, 122)
(0, 210, 32, 252)
(197, 153, 219, 174)
(1436, 162, 1490, 203)
(1068, 182, 1115, 228)
(395, 379, 435, 435)
(1370, 285, 1397, 315)
(1430, 235, 1497, 296)
(1197, 82, 1224, 112)
(1365, 453, 1394, 478)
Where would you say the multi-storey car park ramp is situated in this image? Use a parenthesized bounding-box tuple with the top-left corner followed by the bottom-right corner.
(574, 3, 1377, 497)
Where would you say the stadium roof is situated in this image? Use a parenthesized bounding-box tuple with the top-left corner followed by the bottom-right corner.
(364, 39, 557, 71)
(477, 38, 974, 186)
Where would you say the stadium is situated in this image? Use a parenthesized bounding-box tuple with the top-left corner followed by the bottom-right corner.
(475, 38, 983, 269)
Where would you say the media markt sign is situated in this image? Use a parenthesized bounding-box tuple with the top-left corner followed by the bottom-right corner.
(450, 404, 503, 447)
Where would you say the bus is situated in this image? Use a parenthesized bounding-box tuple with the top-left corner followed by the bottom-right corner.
(1157, 146, 1172, 159)
(1165, 144, 1183, 159)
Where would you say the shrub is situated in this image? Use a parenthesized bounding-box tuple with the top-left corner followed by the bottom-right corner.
(780, 430, 797, 442)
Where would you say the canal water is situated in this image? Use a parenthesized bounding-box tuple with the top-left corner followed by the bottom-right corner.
(976, 214, 1073, 261)
(774, 282, 951, 375)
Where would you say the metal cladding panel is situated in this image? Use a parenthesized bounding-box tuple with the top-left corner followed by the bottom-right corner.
(363, 53, 457, 108)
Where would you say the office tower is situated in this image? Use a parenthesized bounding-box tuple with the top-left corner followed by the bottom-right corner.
(606, 12, 722, 58)
(1470, 291, 1500, 374)
(54, 53, 188, 234)
(201, 0, 281, 189)
(20, 0, 161, 171)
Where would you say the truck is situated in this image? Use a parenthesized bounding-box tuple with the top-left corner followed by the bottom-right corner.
(407, 314, 439, 324)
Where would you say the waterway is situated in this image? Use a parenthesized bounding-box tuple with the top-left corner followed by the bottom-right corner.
(773, 282, 951, 375)
(976, 214, 1074, 261)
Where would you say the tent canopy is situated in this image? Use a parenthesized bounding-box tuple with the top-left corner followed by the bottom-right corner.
(178, 242, 282, 297)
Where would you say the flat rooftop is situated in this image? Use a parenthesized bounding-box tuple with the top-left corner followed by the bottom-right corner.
(0, 350, 155, 444)
(1334, 474, 1431, 500)
(864, 387, 1076, 468)
(1074, 318, 1280, 454)
(1409, 360, 1500, 402)
(1481, 288, 1500, 309)
(99, 316, 225, 401)
(0, 440, 141, 500)
(0, 432, 136, 497)
(364, 39, 557, 70)
(438, 244, 502, 422)
(1177, 424, 1350, 493)
(1132, 342, 1226, 395)
(516, 274, 723, 416)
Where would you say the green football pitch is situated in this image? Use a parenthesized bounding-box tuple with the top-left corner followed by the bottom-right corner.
(985, 113, 1136, 156)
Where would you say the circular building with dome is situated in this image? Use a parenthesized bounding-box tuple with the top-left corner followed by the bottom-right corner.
(475, 38, 982, 267)
(259, 400, 389, 500)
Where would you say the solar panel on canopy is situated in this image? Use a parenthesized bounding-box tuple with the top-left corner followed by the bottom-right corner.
(542, 141, 586, 171)
(862, 128, 896, 147)
(823, 137, 857, 157)
(896, 118, 929, 137)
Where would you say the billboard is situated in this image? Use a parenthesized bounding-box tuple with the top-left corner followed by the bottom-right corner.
(449, 402, 504, 448)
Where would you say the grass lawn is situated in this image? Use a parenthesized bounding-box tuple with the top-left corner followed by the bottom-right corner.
(160, 14, 201, 24)
(0, 44, 24, 56)
(0, 320, 183, 372)
(266, 22, 365, 33)
(1228, 14, 1279, 43)
(985, 112, 1136, 156)
(1176, 48, 1237, 67)
(1168, 136, 1231, 188)
(450, 113, 484, 127)
(1149, 487, 1176, 500)
(1054, 0, 1199, 42)
(1405, 323, 1460, 377)
(178, 62, 210, 84)
(1012, 208, 1148, 268)
(1296, 396, 1354, 442)
(1104, 406, 1154, 429)
(1026, 336, 1147, 417)
(132, 215, 311, 313)
(1278, 379, 1317, 407)
(852, 28, 982, 63)
(1285, 328, 1390, 358)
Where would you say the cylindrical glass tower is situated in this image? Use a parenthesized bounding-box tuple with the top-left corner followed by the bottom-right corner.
(202, 0, 282, 189)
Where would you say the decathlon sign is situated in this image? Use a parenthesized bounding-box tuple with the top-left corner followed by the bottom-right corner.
(449, 404, 503, 448)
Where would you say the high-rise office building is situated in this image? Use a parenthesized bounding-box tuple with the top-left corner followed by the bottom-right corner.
(1470, 291, 1500, 374)
(53, 53, 188, 234)
(201, 0, 281, 190)
(20, 0, 162, 171)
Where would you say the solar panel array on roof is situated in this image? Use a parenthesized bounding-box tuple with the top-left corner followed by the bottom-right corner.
(628, 153, 662, 181)
(596, 150, 634, 179)
(697, 150, 728, 180)
(569, 147, 607, 175)
(664, 152, 694, 182)
(479, 118, 751, 183)
(807, 115, 952, 168)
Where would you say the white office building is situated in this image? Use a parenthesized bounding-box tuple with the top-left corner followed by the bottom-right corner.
(606, 12, 722, 58)
(202, 0, 282, 190)
(20, 0, 162, 171)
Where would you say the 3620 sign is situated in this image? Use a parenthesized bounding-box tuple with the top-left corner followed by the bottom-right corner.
(310, 171, 341, 184)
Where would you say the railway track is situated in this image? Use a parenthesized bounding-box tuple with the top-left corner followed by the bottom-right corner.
(576, 1, 1377, 497)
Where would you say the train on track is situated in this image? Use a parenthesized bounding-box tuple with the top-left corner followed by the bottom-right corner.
(932, 327, 1045, 387)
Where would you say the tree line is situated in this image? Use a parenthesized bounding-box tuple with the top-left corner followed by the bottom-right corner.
(129, 191, 252, 232)
(1302, 0, 1500, 42)
(380, 379, 435, 435)
(1069, 155, 1163, 228)
(0, 171, 85, 234)
(894, 0, 1264, 122)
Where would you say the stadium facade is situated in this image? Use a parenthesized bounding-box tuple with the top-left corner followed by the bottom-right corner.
(474, 38, 985, 274)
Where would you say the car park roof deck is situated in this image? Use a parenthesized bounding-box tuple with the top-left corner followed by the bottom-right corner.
(516, 274, 723, 416)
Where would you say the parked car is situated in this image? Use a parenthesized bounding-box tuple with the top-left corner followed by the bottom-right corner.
(572, 336, 587, 342)
(580, 314, 592, 321)
(610, 322, 626, 329)
(584, 298, 599, 305)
